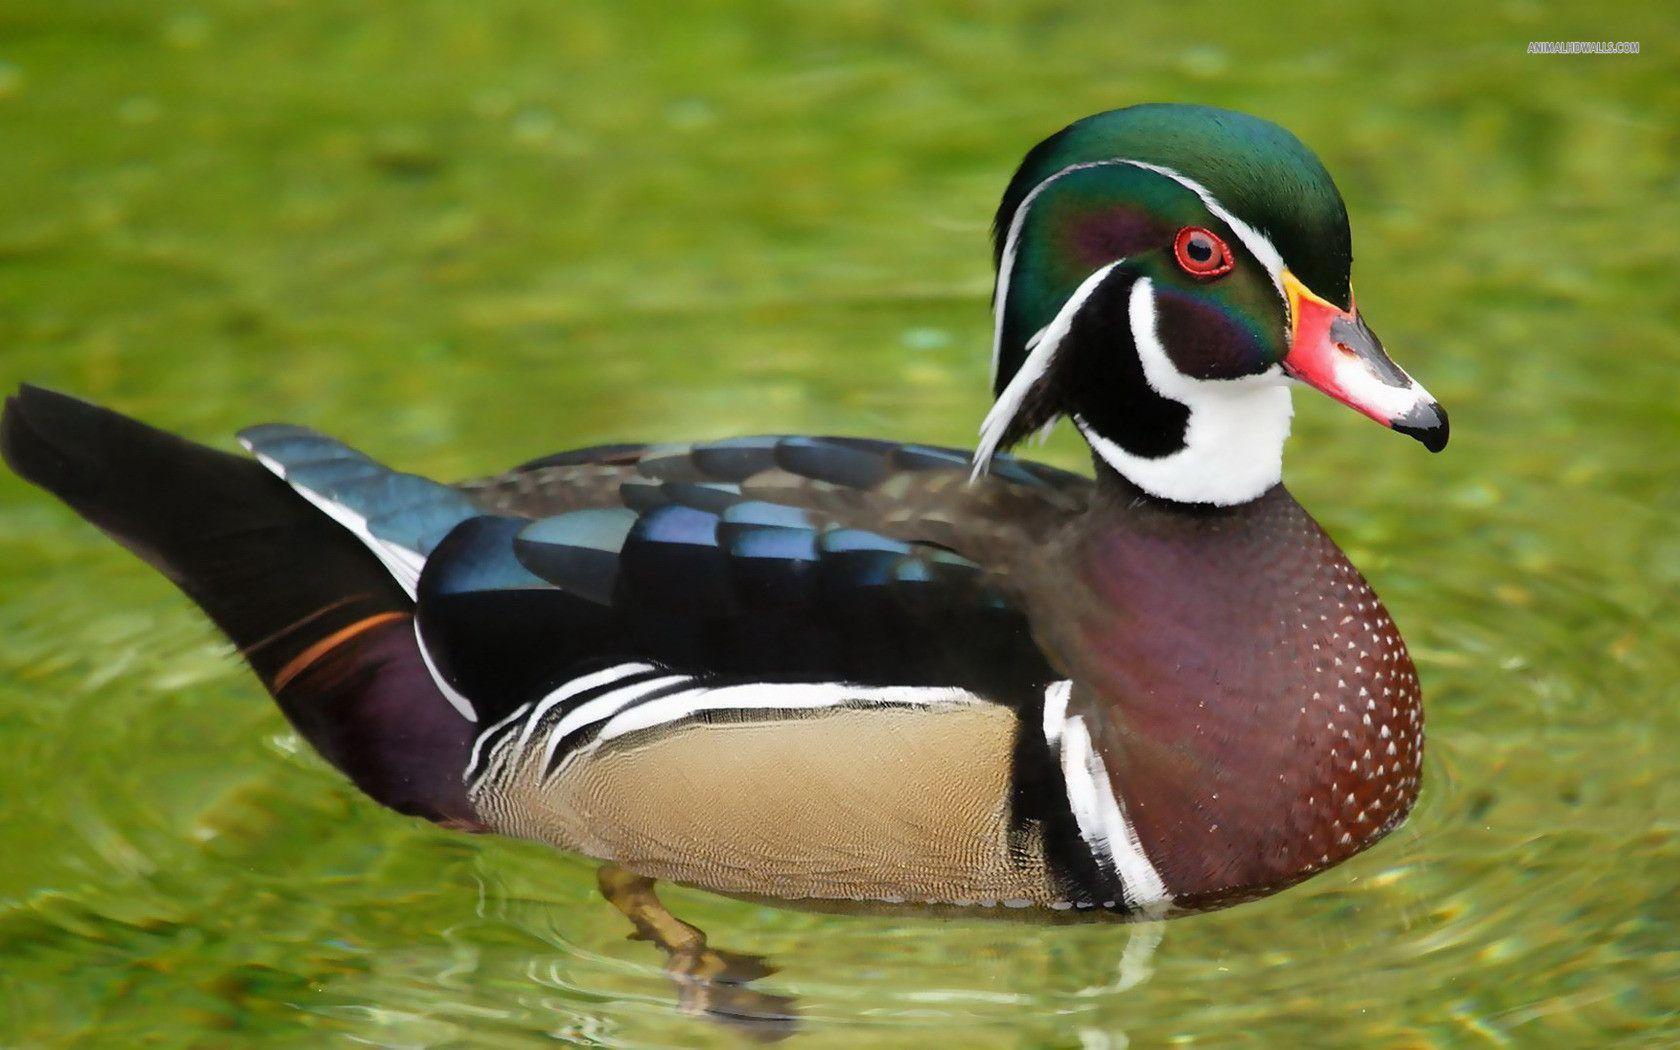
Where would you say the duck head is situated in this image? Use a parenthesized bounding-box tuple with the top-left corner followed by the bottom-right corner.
(976, 104, 1447, 506)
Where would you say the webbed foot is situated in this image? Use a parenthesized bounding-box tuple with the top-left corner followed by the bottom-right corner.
(598, 864, 799, 1040)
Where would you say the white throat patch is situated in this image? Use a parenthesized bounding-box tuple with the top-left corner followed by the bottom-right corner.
(1076, 278, 1294, 506)
(980, 157, 1295, 506)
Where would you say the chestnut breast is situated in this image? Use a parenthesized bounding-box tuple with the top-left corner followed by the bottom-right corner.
(1029, 483, 1423, 909)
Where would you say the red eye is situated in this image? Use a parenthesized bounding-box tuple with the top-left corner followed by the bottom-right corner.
(1173, 226, 1234, 278)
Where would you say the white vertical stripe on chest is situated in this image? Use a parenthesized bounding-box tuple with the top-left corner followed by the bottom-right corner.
(1044, 680, 1171, 912)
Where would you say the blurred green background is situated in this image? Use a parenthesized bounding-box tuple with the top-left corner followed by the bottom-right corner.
(1, 2, 1677, 1046)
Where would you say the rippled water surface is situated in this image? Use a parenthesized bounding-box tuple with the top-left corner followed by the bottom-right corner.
(2, 3, 1677, 1046)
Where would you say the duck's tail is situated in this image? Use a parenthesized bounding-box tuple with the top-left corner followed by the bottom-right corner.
(0, 384, 480, 825)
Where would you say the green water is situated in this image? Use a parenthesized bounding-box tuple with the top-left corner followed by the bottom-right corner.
(2, 3, 1677, 1046)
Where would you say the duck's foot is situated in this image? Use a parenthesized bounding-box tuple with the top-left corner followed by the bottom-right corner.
(597, 864, 799, 1041)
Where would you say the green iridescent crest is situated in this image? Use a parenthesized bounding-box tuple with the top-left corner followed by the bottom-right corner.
(991, 104, 1352, 397)
(994, 103, 1350, 296)
(996, 162, 1287, 389)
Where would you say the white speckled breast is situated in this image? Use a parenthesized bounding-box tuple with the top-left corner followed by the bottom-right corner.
(1027, 479, 1424, 910)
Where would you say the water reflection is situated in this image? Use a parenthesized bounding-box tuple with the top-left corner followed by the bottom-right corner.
(597, 864, 798, 1040)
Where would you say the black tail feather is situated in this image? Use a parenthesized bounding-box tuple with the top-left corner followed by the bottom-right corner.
(2, 385, 477, 823)
(2, 384, 405, 682)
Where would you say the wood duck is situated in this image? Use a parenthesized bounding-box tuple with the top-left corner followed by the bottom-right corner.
(2, 103, 1446, 921)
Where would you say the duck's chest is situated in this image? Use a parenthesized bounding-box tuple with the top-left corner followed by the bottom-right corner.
(1027, 486, 1424, 908)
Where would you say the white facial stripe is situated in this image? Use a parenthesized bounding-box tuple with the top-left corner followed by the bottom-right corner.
(1075, 278, 1293, 506)
(1059, 713, 1170, 912)
(1118, 160, 1286, 294)
(990, 157, 1289, 385)
(992, 159, 1141, 385)
(974, 261, 1123, 477)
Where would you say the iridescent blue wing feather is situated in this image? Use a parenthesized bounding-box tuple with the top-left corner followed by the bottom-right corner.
(422, 436, 1087, 725)
(240, 424, 482, 597)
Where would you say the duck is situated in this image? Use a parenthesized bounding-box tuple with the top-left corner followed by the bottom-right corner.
(1, 103, 1446, 920)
